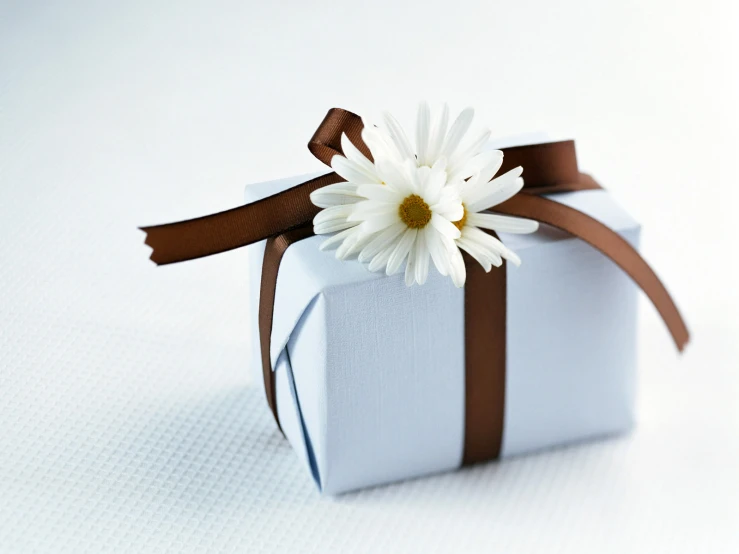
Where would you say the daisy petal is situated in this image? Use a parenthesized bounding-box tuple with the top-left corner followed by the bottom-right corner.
(457, 236, 501, 271)
(314, 219, 358, 235)
(467, 212, 539, 234)
(474, 150, 506, 186)
(368, 244, 394, 272)
(426, 103, 449, 163)
(386, 229, 417, 275)
(359, 211, 401, 235)
(430, 212, 462, 240)
(424, 159, 448, 204)
(375, 157, 410, 192)
(405, 243, 417, 286)
(336, 229, 373, 260)
(319, 227, 357, 251)
(441, 107, 474, 159)
(464, 227, 522, 266)
(466, 168, 524, 213)
(383, 111, 415, 161)
(431, 187, 464, 221)
(358, 222, 406, 262)
(450, 149, 502, 184)
(416, 102, 431, 166)
(340, 133, 377, 178)
(313, 204, 354, 226)
(457, 241, 490, 272)
(345, 232, 375, 258)
(363, 126, 403, 163)
(347, 200, 396, 222)
(414, 230, 429, 285)
(356, 184, 404, 203)
(405, 159, 422, 194)
(310, 182, 362, 208)
(331, 155, 378, 185)
(445, 239, 466, 288)
(425, 226, 449, 276)
(447, 128, 492, 178)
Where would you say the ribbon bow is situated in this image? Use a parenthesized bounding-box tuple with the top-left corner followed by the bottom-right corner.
(141, 107, 689, 352)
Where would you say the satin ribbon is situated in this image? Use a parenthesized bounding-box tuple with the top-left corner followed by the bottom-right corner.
(141, 108, 689, 465)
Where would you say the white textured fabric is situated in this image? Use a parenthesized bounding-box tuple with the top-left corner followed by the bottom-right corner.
(3, 0, 739, 550)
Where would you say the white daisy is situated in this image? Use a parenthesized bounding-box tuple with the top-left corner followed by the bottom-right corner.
(348, 158, 463, 286)
(451, 150, 539, 280)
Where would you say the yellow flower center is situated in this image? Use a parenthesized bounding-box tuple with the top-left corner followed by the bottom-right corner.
(399, 194, 432, 229)
(453, 204, 468, 231)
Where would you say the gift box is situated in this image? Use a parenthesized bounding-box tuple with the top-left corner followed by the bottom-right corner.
(141, 106, 688, 496)
(244, 170, 641, 495)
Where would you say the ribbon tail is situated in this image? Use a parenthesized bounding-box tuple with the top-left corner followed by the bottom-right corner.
(496, 194, 690, 352)
(259, 225, 316, 431)
(139, 172, 342, 265)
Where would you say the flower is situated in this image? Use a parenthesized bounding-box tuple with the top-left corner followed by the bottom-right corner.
(448, 150, 540, 284)
(310, 103, 539, 287)
(348, 158, 464, 286)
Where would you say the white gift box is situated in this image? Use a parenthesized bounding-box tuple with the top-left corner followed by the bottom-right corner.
(245, 172, 640, 495)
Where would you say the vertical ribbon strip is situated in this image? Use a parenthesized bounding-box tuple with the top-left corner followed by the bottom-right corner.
(258, 226, 315, 430)
(462, 252, 507, 464)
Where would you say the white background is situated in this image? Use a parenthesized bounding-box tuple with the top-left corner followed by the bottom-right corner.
(1, 0, 738, 552)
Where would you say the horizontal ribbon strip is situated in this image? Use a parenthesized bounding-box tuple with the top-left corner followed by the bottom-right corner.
(140, 172, 340, 265)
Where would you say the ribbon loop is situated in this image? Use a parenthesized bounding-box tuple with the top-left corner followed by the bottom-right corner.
(500, 140, 581, 189)
(308, 108, 373, 166)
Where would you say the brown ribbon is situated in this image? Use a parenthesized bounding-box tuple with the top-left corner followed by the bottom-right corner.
(140, 172, 339, 265)
(462, 250, 507, 463)
(258, 225, 315, 430)
(141, 108, 690, 466)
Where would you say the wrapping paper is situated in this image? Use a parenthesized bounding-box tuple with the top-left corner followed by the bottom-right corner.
(246, 173, 641, 495)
